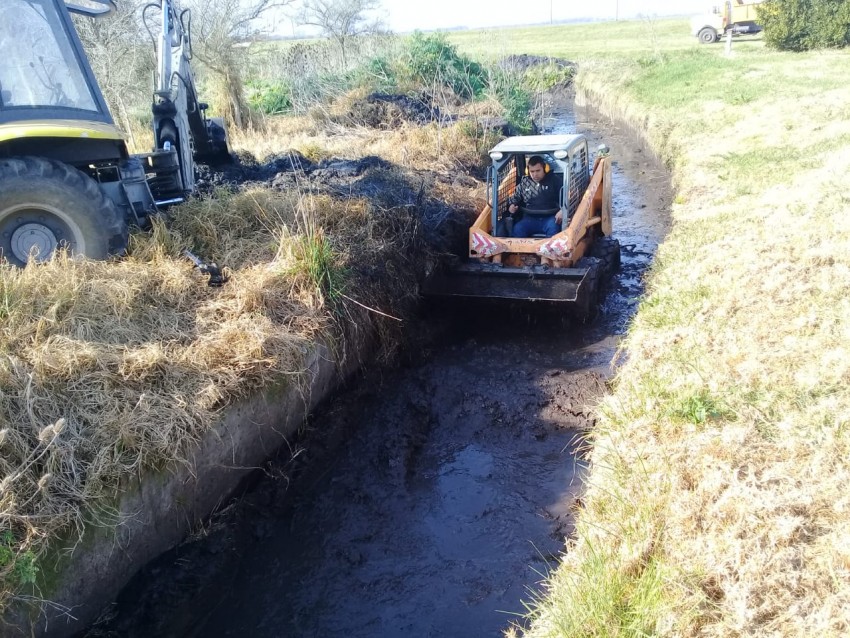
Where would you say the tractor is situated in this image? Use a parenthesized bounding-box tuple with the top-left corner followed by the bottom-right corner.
(0, 0, 229, 266)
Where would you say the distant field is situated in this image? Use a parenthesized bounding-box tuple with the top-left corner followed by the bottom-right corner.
(448, 18, 723, 59)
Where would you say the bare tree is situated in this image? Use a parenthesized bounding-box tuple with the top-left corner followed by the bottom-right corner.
(182, 0, 295, 128)
(77, 1, 294, 131)
(296, 0, 384, 68)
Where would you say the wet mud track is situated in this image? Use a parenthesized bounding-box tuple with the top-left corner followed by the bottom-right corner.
(84, 94, 670, 638)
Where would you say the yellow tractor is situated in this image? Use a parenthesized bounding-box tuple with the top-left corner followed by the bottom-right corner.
(0, 0, 229, 266)
(424, 134, 619, 314)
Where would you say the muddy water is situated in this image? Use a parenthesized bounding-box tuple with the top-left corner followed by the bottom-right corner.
(84, 95, 670, 638)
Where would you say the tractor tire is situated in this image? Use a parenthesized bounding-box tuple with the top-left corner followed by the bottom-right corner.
(698, 27, 719, 44)
(591, 236, 621, 280)
(0, 157, 128, 266)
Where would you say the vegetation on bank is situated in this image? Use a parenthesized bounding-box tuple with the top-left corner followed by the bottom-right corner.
(447, 18, 850, 638)
(0, 183, 430, 608)
(760, 0, 850, 51)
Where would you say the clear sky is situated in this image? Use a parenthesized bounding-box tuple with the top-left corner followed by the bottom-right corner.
(276, 0, 715, 38)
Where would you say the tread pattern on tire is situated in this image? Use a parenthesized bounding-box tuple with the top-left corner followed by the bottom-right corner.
(0, 156, 128, 262)
(591, 236, 621, 280)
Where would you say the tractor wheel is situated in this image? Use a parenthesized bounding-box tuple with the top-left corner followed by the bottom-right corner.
(0, 157, 128, 266)
(590, 236, 621, 280)
(698, 27, 719, 44)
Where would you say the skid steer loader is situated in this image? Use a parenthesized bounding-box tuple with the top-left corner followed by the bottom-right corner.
(0, 0, 230, 266)
(424, 134, 619, 314)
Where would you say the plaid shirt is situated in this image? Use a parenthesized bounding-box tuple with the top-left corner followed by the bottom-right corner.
(508, 173, 560, 213)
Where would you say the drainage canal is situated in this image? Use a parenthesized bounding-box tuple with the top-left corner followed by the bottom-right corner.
(83, 94, 671, 638)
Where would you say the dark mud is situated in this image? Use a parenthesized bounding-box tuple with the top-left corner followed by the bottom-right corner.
(83, 90, 671, 638)
(347, 92, 443, 129)
(499, 54, 577, 75)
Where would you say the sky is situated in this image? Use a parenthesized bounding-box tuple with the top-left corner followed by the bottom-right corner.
(277, 0, 715, 37)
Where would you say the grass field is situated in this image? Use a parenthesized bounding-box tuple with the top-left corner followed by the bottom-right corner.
(447, 18, 850, 638)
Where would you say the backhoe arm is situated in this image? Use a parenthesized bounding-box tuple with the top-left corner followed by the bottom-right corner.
(148, 0, 229, 200)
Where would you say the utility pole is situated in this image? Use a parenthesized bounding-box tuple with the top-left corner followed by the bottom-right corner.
(615, 0, 619, 20)
(550, 0, 553, 24)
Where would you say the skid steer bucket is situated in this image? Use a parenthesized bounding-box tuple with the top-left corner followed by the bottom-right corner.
(423, 261, 598, 309)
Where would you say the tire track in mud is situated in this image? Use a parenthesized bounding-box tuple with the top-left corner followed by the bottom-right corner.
(83, 89, 671, 638)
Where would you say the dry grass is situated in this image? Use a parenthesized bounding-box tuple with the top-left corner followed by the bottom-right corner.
(231, 89, 504, 172)
(0, 153, 448, 607)
(472, 22, 850, 638)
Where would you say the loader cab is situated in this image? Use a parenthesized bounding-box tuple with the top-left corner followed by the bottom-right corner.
(486, 134, 590, 237)
(0, 0, 128, 169)
(0, 0, 115, 126)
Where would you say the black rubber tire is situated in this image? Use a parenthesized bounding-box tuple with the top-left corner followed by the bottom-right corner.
(591, 236, 621, 280)
(698, 27, 719, 44)
(0, 157, 128, 266)
(574, 257, 601, 322)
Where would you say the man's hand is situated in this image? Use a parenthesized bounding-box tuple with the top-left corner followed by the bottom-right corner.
(509, 203, 518, 215)
(555, 210, 563, 224)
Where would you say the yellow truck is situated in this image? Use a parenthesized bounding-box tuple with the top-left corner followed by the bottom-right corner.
(691, 0, 765, 44)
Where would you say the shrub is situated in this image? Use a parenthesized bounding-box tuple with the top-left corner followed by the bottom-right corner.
(523, 62, 576, 92)
(356, 56, 398, 92)
(495, 83, 534, 135)
(404, 32, 487, 98)
(760, 0, 850, 51)
(245, 80, 293, 115)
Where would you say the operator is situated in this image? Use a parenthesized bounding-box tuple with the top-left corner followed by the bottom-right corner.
(508, 155, 562, 238)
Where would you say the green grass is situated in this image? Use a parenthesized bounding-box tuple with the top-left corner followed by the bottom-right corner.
(448, 19, 700, 61)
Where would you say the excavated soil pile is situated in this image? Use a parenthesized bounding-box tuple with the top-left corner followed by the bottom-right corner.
(195, 150, 479, 260)
(346, 92, 444, 129)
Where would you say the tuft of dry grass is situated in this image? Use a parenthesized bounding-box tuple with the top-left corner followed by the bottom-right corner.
(231, 89, 504, 172)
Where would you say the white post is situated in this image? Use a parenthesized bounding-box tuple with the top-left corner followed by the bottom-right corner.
(725, 29, 733, 55)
